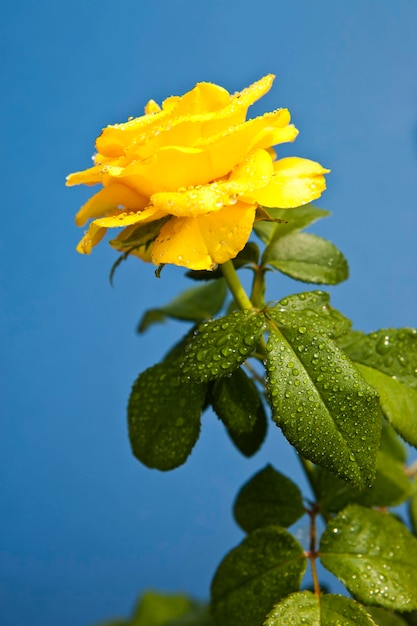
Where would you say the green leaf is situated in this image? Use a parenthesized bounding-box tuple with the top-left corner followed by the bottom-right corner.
(265, 291, 351, 338)
(265, 591, 378, 625)
(110, 218, 169, 251)
(338, 328, 417, 391)
(138, 279, 227, 333)
(253, 220, 278, 246)
(355, 363, 417, 447)
(317, 449, 412, 512)
(273, 290, 332, 312)
(233, 465, 305, 533)
(211, 368, 267, 457)
(210, 526, 306, 626)
(131, 591, 199, 626)
(109, 250, 134, 286)
(254, 204, 330, 246)
(268, 290, 352, 338)
(264, 327, 381, 488)
(181, 310, 266, 383)
(365, 606, 409, 626)
(108, 218, 170, 284)
(401, 610, 417, 625)
(128, 359, 207, 470)
(380, 419, 408, 463)
(320, 504, 417, 611)
(263, 232, 349, 285)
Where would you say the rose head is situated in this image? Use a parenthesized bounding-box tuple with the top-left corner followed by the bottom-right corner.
(67, 75, 329, 270)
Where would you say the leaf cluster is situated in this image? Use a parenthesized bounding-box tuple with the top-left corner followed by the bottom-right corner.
(113, 205, 417, 625)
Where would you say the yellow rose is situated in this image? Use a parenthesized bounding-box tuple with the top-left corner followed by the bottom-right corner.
(67, 75, 329, 270)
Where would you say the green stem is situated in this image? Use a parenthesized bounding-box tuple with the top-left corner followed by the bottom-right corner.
(220, 260, 268, 358)
(297, 453, 330, 522)
(220, 260, 253, 310)
(307, 505, 322, 600)
(250, 265, 266, 308)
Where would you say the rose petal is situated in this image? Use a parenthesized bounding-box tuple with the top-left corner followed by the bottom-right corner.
(76, 223, 107, 254)
(229, 148, 274, 191)
(75, 183, 148, 226)
(129, 76, 277, 160)
(150, 149, 274, 217)
(93, 205, 166, 228)
(66, 164, 103, 187)
(106, 147, 214, 195)
(151, 202, 257, 270)
(170, 81, 231, 115)
(95, 107, 173, 158)
(253, 157, 330, 208)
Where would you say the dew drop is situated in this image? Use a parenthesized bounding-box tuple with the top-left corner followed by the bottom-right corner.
(196, 349, 206, 362)
(376, 335, 391, 354)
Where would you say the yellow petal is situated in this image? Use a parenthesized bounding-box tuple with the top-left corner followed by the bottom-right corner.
(253, 157, 330, 208)
(170, 81, 231, 115)
(234, 74, 275, 106)
(161, 95, 181, 111)
(75, 183, 148, 226)
(130, 116, 216, 160)
(66, 164, 103, 187)
(93, 205, 167, 228)
(95, 107, 174, 157)
(248, 123, 298, 152)
(229, 148, 274, 191)
(107, 147, 215, 195)
(66, 156, 128, 187)
(119, 112, 294, 195)
(151, 185, 228, 218)
(206, 74, 275, 132)
(145, 99, 161, 114)
(151, 202, 257, 270)
(76, 223, 107, 254)
(199, 109, 296, 180)
(97, 80, 231, 158)
(129, 76, 276, 161)
(150, 149, 274, 217)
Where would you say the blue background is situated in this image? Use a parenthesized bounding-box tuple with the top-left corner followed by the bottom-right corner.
(2, 1, 417, 624)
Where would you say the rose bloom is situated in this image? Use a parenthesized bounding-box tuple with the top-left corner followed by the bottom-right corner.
(67, 75, 329, 270)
